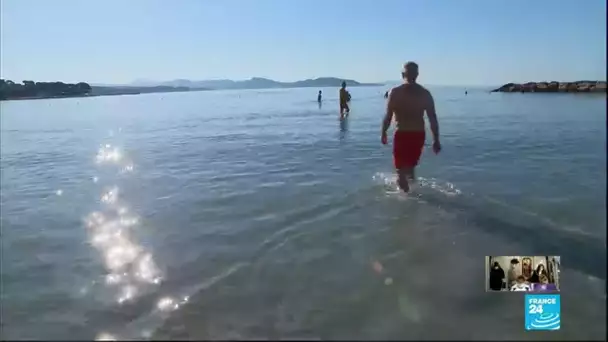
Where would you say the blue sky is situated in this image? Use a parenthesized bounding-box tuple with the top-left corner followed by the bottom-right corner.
(1, 0, 606, 85)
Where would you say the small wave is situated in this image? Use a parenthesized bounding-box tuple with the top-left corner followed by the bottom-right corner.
(372, 172, 462, 197)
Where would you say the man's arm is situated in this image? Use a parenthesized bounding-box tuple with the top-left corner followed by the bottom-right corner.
(382, 90, 394, 134)
(426, 91, 439, 143)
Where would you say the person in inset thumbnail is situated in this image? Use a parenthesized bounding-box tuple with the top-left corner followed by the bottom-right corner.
(534, 275, 548, 291)
(532, 274, 558, 292)
(507, 258, 520, 287)
(529, 264, 547, 283)
(522, 257, 533, 279)
(489, 261, 505, 291)
(510, 275, 531, 292)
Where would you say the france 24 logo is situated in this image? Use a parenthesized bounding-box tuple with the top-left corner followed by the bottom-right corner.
(525, 294, 560, 331)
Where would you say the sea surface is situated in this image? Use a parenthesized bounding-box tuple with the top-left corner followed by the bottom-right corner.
(1, 86, 606, 340)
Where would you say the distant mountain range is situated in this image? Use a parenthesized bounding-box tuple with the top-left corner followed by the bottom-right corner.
(90, 85, 203, 96)
(127, 77, 382, 90)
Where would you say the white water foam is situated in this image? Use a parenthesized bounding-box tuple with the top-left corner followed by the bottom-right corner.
(372, 172, 462, 198)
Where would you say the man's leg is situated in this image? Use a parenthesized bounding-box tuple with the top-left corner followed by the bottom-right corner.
(402, 132, 425, 191)
(397, 168, 411, 192)
(394, 131, 424, 193)
(407, 167, 416, 182)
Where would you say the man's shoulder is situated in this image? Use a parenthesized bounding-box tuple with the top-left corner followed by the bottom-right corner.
(388, 85, 405, 97)
(391, 84, 405, 92)
(397, 83, 429, 92)
(415, 84, 431, 94)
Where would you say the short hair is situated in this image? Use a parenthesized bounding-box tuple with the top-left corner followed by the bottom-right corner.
(517, 275, 526, 281)
(404, 61, 419, 71)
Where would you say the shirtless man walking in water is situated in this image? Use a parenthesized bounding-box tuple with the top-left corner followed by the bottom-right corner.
(339, 81, 350, 119)
(381, 62, 441, 192)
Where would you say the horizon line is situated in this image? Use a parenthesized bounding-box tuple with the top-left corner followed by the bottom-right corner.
(3, 76, 604, 88)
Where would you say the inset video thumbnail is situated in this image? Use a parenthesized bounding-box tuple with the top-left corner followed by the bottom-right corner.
(486, 256, 560, 292)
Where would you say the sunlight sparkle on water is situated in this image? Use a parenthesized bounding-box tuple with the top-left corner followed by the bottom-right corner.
(135, 253, 162, 284)
(117, 284, 137, 304)
(95, 332, 117, 341)
(121, 164, 134, 173)
(101, 187, 119, 204)
(84, 142, 177, 326)
(157, 297, 179, 312)
(105, 273, 123, 285)
(95, 144, 122, 164)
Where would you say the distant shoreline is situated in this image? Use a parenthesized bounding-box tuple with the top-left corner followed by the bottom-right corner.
(1, 82, 381, 102)
(0, 90, 198, 102)
(491, 81, 606, 93)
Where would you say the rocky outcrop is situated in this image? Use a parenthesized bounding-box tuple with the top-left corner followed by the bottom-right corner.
(491, 81, 606, 93)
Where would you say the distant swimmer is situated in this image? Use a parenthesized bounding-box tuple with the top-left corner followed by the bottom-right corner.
(381, 62, 441, 192)
(339, 81, 350, 118)
(318, 90, 322, 103)
(384, 91, 389, 99)
(465, 90, 468, 95)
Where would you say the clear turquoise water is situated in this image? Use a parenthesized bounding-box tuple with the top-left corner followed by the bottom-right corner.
(1, 86, 606, 340)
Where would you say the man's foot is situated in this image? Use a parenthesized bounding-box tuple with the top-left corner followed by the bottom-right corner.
(398, 177, 410, 192)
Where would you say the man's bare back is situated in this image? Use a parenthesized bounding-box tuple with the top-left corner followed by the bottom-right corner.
(388, 83, 433, 132)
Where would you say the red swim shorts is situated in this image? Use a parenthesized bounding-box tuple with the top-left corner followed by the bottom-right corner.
(393, 131, 425, 169)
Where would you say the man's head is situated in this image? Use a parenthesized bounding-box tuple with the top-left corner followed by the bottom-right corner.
(402, 61, 419, 83)
(341, 81, 346, 88)
(516, 275, 526, 284)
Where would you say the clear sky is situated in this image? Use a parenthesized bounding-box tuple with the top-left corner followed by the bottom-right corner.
(1, 0, 606, 85)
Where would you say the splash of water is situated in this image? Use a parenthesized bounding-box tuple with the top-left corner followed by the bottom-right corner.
(372, 172, 462, 197)
(95, 144, 123, 164)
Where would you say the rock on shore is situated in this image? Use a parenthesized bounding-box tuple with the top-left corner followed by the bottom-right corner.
(491, 81, 606, 93)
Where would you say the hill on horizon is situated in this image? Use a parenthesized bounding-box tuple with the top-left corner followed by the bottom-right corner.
(128, 77, 381, 90)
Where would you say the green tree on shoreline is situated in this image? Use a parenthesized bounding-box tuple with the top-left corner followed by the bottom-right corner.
(0, 79, 92, 100)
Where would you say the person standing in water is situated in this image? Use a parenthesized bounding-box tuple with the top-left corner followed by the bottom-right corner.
(381, 62, 441, 192)
(317, 90, 322, 103)
(339, 81, 350, 119)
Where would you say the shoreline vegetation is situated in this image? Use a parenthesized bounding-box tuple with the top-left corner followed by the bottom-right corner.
(491, 80, 606, 93)
(0, 77, 380, 101)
